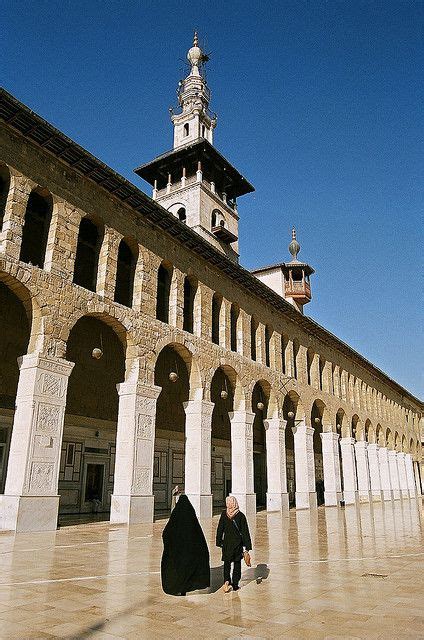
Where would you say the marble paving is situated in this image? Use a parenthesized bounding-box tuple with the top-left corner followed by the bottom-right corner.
(0, 499, 423, 639)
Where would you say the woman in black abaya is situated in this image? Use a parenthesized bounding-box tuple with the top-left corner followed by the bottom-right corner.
(161, 494, 210, 595)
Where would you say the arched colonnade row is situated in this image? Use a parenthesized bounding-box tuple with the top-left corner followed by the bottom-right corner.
(0, 163, 419, 434)
(0, 275, 421, 532)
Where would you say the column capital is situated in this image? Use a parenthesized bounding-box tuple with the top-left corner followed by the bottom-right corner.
(229, 410, 255, 425)
(340, 437, 355, 445)
(18, 353, 74, 377)
(117, 381, 161, 399)
(320, 430, 339, 442)
(354, 440, 368, 449)
(292, 423, 314, 437)
(264, 417, 287, 431)
(367, 443, 379, 452)
(397, 451, 406, 459)
(184, 399, 214, 417)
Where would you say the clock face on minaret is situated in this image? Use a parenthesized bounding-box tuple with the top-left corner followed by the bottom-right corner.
(134, 33, 254, 264)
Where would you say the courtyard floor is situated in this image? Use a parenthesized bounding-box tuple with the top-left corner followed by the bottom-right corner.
(0, 499, 422, 639)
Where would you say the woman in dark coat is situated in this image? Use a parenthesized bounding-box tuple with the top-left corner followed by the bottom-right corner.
(161, 494, 210, 595)
(216, 496, 252, 592)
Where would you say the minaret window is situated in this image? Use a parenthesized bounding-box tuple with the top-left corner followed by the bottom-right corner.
(202, 125, 205, 137)
(293, 339, 299, 380)
(212, 293, 221, 345)
(114, 238, 137, 307)
(177, 207, 186, 223)
(156, 263, 172, 323)
(306, 348, 314, 386)
(211, 210, 217, 228)
(73, 217, 103, 291)
(184, 123, 189, 137)
(20, 188, 52, 268)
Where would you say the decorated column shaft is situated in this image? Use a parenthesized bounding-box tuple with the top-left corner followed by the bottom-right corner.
(184, 399, 214, 519)
(404, 454, 416, 498)
(367, 443, 383, 501)
(111, 381, 161, 524)
(265, 418, 289, 512)
(293, 422, 317, 509)
(354, 441, 371, 502)
(0, 354, 74, 532)
(388, 450, 401, 499)
(396, 452, 409, 498)
(230, 411, 256, 519)
(378, 446, 393, 500)
(339, 437, 358, 504)
(321, 431, 342, 506)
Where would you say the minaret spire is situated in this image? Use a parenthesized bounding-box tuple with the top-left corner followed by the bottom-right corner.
(289, 226, 301, 262)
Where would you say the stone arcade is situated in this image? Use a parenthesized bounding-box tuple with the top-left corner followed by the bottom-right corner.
(0, 35, 422, 532)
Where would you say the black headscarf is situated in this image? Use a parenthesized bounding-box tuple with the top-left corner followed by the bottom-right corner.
(161, 495, 210, 595)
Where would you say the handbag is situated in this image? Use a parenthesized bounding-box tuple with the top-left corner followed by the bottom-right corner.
(232, 517, 251, 566)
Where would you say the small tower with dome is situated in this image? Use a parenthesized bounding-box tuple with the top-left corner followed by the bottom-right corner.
(135, 32, 254, 263)
(252, 228, 314, 313)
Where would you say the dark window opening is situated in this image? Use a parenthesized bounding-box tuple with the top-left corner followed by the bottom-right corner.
(183, 277, 196, 333)
(0, 167, 10, 231)
(265, 325, 271, 367)
(177, 207, 186, 223)
(230, 304, 238, 352)
(156, 263, 171, 323)
(293, 340, 299, 380)
(212, 294, 221, 345)
(319, 358, 325, 391)
(251, 317, 258, 361)
(115, 239, 136, 307)
(202, 125, 206, 137)
(184, 123, 189, 137)
(307, 349, 314, 386)
(281, 334, 287, 374)
(73, 218, 102, 291)
(19, 190, 52, 268)
(211, 210, 217, 228)
(292, 269, 302, 282)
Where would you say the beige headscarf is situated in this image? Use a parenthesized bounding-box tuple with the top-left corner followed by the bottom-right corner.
(226, 495, 239, 519)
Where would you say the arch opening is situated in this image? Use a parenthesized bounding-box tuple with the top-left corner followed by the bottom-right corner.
(114, 238, 137, 307)
(19, 188, 52, 268)
(73, 217, 103, 292)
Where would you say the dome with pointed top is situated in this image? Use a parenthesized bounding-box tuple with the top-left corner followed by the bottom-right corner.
(187, 31, 203, 69)
(289, 227, 300, 261)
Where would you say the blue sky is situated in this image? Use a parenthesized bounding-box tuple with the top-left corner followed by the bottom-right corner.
(2, 0, 423, 398)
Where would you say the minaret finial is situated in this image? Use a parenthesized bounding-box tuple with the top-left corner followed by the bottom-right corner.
(289, 226, 300, 261)
(193, 30, 198, 47)
(187, 31, 202, 75)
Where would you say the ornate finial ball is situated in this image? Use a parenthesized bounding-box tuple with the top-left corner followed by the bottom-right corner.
(187, 31, 202, 67)
(220, 390, 228, 400)
(257, 401, 265, 411)
(289, 226, 300, 260)
(314, 417, 321, 424)
(287, 411, 295, 419)
(169, 371, 179, 383)
(92, 347, 103, 360)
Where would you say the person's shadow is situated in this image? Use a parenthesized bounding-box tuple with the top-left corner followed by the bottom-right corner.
(201, 563, 270, 594)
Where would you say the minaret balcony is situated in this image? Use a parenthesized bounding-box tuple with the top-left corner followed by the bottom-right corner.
(212, 221, 238, 244)
(284, 280, 311, 302)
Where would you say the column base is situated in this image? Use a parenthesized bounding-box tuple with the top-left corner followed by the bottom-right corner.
(185, 494, 212, 519)
(295, 491, 317, 510)
(382, 490, 393, 501)
(110, 495, 154, 524)
(358, 490, 371, 503)
(392, 489, 401, 499)
(266, 492, 289, 512)
(324, 491, 343, 507)
(232, 493, 256, 520)
(343, 490, 358, 505)
(0, 495, 59, 532)
(371, 491, 383, 502)
(401, 489, 410, 498)
(408, 490, 416, 499)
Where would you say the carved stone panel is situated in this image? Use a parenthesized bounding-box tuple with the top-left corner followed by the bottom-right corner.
(29, 461, 55, 494)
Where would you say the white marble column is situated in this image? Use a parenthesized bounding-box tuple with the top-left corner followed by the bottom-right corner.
(265, 418, 289, 512)
(340, 437, 358, 504)
(184, 399, 214, 519)
(111, 381, 161, 525)
(0, 354, 74, 532)
(404, 454, 416, 498)
(396, 452, 409, 498)
(293, 423, 317, 509)
(354, 441, 371, 502)
(230, 411, 256, 518)
(367, 444, 383, 501)
(378, 446, 393, 500)
(388, 450, 401, 499)
(321, 431, 342, 506)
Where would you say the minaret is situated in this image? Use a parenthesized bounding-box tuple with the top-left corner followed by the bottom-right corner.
(134, 33, 254, 264)
(251, 228, 314, 313)
(171, 32, 217, 148)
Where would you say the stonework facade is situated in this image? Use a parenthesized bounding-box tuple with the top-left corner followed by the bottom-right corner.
(0, 38, 422, 532)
